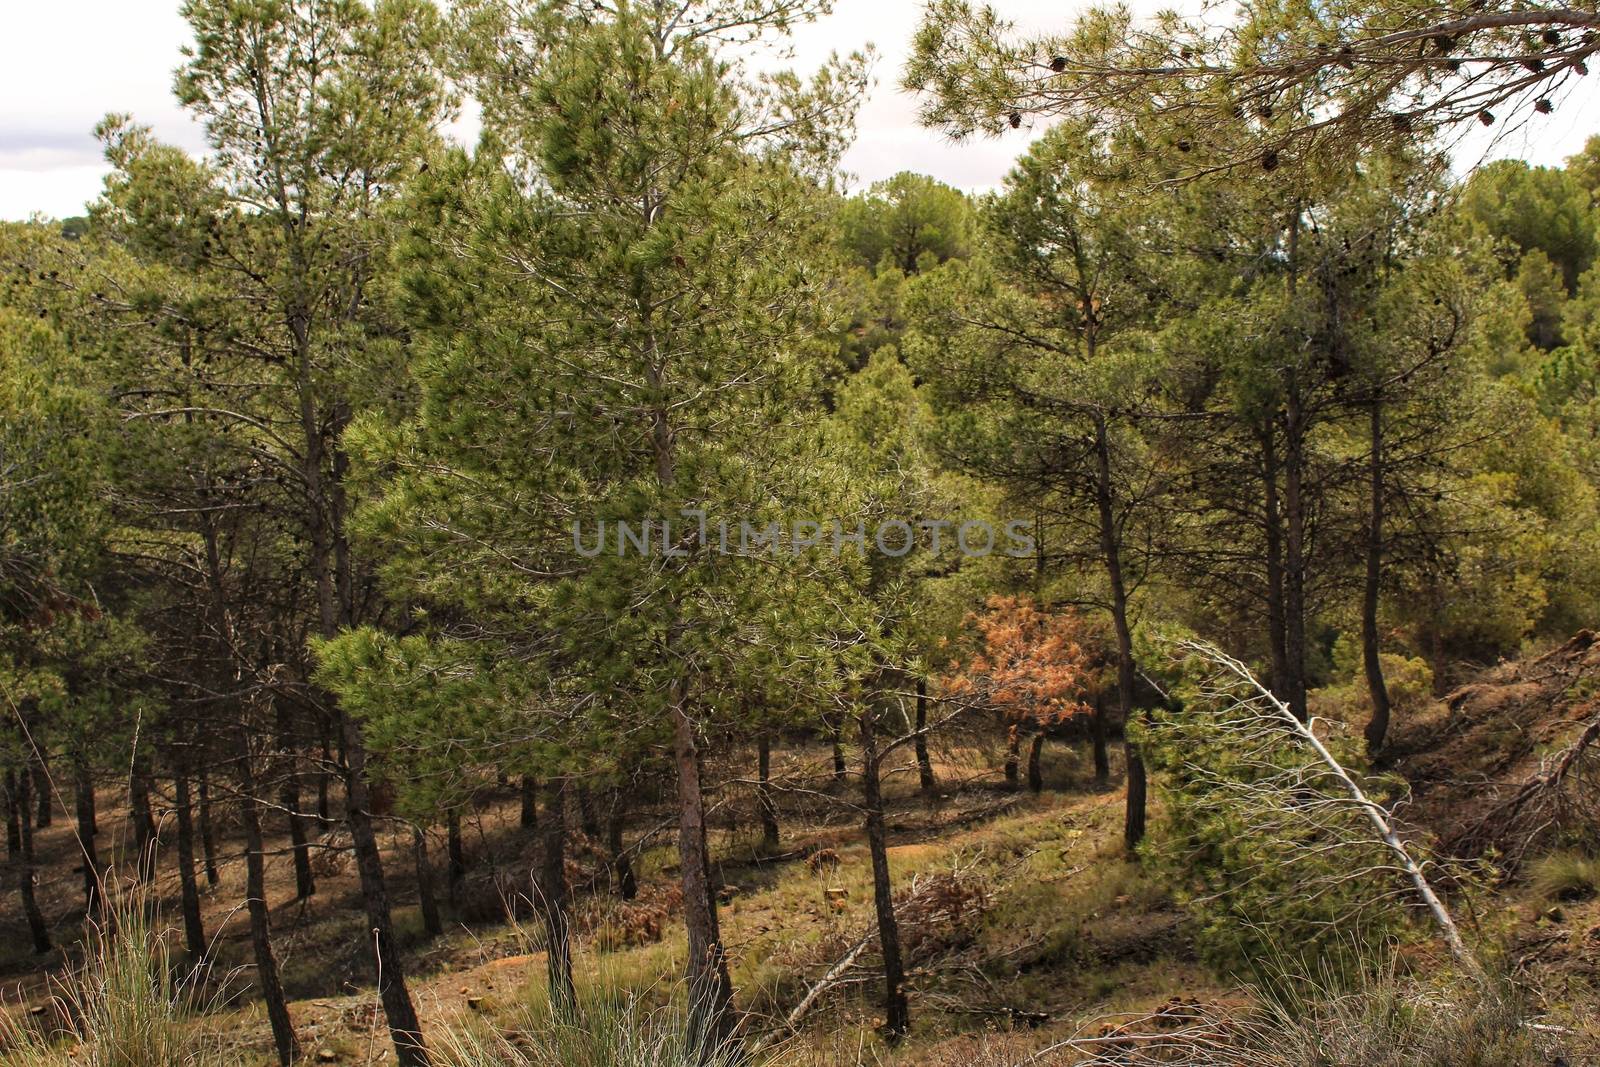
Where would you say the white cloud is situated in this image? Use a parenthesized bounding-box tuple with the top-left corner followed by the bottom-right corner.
(3, 0, 1598, 220)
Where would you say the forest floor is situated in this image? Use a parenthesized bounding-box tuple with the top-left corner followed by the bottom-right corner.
(4, 637, 1600, 1064)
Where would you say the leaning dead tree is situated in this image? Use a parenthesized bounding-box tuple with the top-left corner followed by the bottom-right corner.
(1167, 640, 1482, 977)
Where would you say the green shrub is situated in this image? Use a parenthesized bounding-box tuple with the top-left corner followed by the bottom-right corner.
(1139, 672, 1413, 980)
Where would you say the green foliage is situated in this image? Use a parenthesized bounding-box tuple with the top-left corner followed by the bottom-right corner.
(836, 171, 974, 275)
(1462, 161, 1598, 293)
(1141, 665, 1413, 977)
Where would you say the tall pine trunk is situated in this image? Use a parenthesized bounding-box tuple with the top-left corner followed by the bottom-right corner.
(1282, 372, 1310, 722)
(128, 756, 158, 884)
(671, 699, 737, 1046)
(1362, 397, 1394, 752)
(174, 770, 206, 961)
(276, 708, 315, 900)
(1089, 691, 1110, 786)
(75, 759, 102, 910)
(757, 734, 780, 852)
(606, 789, 638, 900)
(239, 758, 297, 1067)
(196, 768, 218, 887)
(540, 779, 575, 1012)
(519, 775, 538, 830)
(32, 757, 51, 828)
(1026, 731, 1045, 793)
(914, 678, 936, 797)
(861, 702, 909, 1040)
(1260, 421, 1291, 701)
(340, 712, 429, 1065)
(446, 809, 465, 908)
(412, 826, 442, 938)
(5, 774, 19, 857)
(15, 771, 50, 954)
(1092, 411, 1144, 852)
(1003, 725, 1021, 790)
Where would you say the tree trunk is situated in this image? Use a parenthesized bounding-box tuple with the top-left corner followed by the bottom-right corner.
(277, 710, 316, 900)
(15, 772, 50, 954)
(317, 723, 332, 823)
(1362, 398, 1394, 753)
(520, 775, 538, 830)
(1090, 691, 1110, 786)
(671, 698, 737, 1047)
(831, 725, 847, 784)
(5, 773, 19, 857)
(1092, 412, 1145, 853)
(32, 757, 51, 828)
(1026, 731, 1045, 793)
(757, 734, 780, 852)
(412, 826, 442, 938)
(239, 764, 298, 1067)
(860, 703, 909, 1041)
(576, 784, 601, 839)
(174, 771, 206, 961)
(339, 713, 429, 1066)
(914, 678, 936, 797)
(606, 789, 638, 900)
(446, 809, 465, 907)
(75, 759, 102, 910)
(129, 757, 158, 883)
(540, 779, 575, 1012)
(197, 769, 218, 887)
(1282, 373, 1310, 723)
(1003, 725, 1021, 790)
(1260, 420, 1291, 704)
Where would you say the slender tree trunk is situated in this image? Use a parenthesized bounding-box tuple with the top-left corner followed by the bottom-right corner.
(914, 678, 936, 797)
(606, 789, 638, 900)
(576, 784, 601, 839)
(671, 699, 737, 1046)
(540, 779, 575, 1012)
(174, 771, 206, 961)
(277, 708, 315, 900)
(412, 826, 442, 938)
(1362, 398, 1394, 753)
(831, 724, 847, 784)
(32, 757, 51, 828)
(239, 762, 298, 1067)
(317, 723, 332, 823)
(340, 713, 430, 1066)
(1003, 725, 1021, 790)
(129, 756, 158, 883)
(1282, 374, 1310, 723)
(861, 702, 909, 1041)
(5, 774, 19, 857)
(757, 734, 780, 852)
(1260, 421, 1291, 701)
(520, 775, 538, 830)
(1091, 412, 1144, 852)
(1090, 691, 1110, 786)
(197, 769, 218, 887)
(1026, 731, 1045, 793)
(15, 771, 50, 954)
(446, 809, 465, 907)
(75, 759, 101, 911)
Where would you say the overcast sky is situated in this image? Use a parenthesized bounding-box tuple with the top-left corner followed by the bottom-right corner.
(5, 0, 1600, 221)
